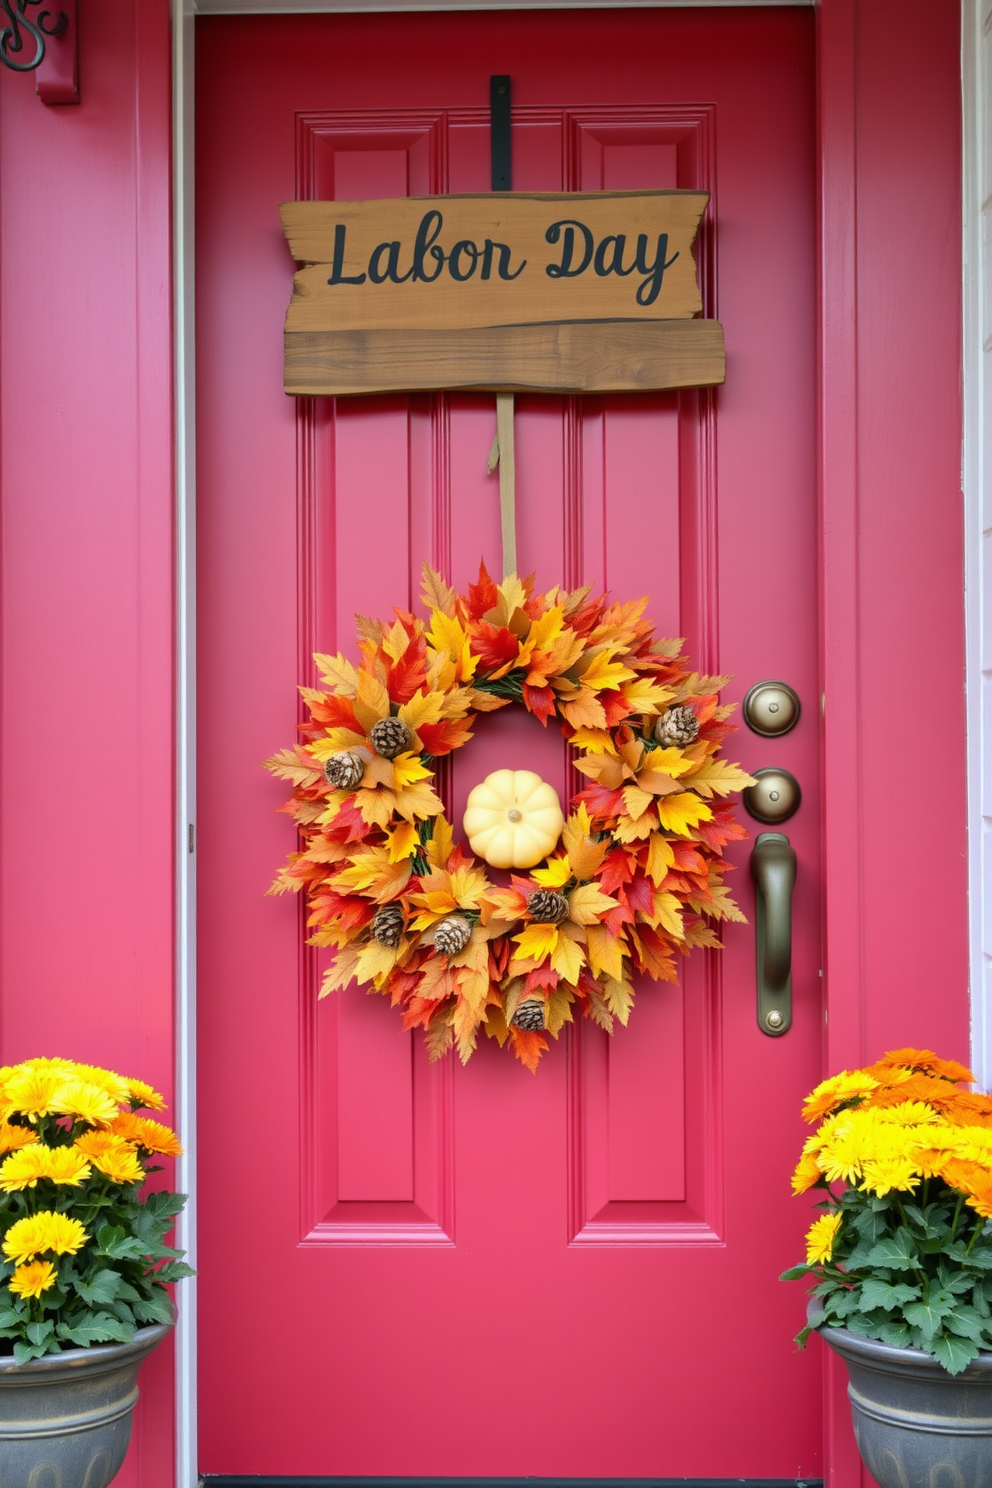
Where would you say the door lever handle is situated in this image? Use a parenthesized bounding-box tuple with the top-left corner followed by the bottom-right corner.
(750, 831, 797, 1037)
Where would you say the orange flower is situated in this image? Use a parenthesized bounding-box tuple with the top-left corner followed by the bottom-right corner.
(0, 1122, 38, 1156)
(127, 1117, 182, 1158)
(870, 1049, 975, 1085)
(75, 1130, 134, 1159)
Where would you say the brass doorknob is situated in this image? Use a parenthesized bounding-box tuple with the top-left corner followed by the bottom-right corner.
(743, 681, 801, 738)
(744, 767, 802, 824)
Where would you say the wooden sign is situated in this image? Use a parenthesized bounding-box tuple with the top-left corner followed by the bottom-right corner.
(281, 191, 725, 396)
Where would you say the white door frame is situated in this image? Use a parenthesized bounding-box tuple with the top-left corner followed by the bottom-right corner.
(172, 2, 987, 1482)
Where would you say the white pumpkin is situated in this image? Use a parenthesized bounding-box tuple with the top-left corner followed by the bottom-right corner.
(463, 769, 564, 870)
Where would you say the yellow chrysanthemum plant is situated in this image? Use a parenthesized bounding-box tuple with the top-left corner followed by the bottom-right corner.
(782, 1049, 992, 1375)
(0, 1057, 192, 1363)
(267, 563, 754, 1070)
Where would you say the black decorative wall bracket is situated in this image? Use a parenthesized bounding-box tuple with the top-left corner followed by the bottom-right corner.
(0, 1, 67, 73)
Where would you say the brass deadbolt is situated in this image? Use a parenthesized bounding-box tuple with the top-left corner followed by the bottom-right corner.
(743, 681, 801, 738)
(744, 767, 802, 825)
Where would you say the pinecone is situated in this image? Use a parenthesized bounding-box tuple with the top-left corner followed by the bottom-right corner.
(528, 888, 569, 924)
(513, 998, 546, 1032)
(371, 902, 405, 948)
(323, 750, 365, 791)
(655, 704, 700, 748)
(370, 716, 413, 759)
(433, 915, 472, 956)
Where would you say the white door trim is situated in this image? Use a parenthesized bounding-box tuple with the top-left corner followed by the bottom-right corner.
(173, 3, 985, 1482)
(962, 0, 990, 1095)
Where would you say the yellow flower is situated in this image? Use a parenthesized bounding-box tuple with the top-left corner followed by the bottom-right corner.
(2, 1211, 88, 1264)
(124, 1078, 166, 1112)
(50, 1080, 119, 1129)
(790, 1151, 823, 1194)
(802, 1070, 879, 1125)
(68, 1063, 130, 1107)
(859, 1157, 921, 1197)
(805, 1212, 843, 1265)
(89, 1145, 145, 1185)
(0, 1144, 91, 1191)
(9, 1260, 57, 1300)
(0, 1122, 39, 1156)
(1, 1067, 66, 1122)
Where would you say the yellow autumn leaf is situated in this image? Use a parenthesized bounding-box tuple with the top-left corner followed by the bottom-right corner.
(546, 988, 576, 1035)
(623, 784, 655, 821)
(682, 757, 758, 798)
(568, 883, 619, 925)
(550, 932, 585, 983)
(517, 605, 566, 668)
(601, 976, 635, 1026)
(397, 690, 446, 731)
(567, 727, 616, 755)
(426, 610, 478, 682)
(621, 678, 675, 715)
(313, 652, 359, 694)
(585, 924, 626, 980)
(354, 939, 398, 986)
(354, 788, 395, 829)
(560, 691, 608, 730)
(512, 922, 559, 964)
(615, 811, 657, 843)
(645, 835, 676, 886)
(701, 882, 747, 924)
(392, 781, 445, 823)
(263, 747, 324, 788)
(645, 746, 695, 777)
(580, 649, 638, 693)
(426, 816, 454, 868)
(332, 847, 412, 903)
(386, 821, 418, 863)
(562, 803, 593, 853)
(487, 574, 530, 627)
(319, 945, 360, 996)
(413, 888, 459, 917)
(392, 752, 432, 789)
(448, 864, 490, 909)
(353, 671, 391, 732)
(651, 891, 685, 939)
(531, 856, 573, 889)
(420, 564, 456, 616)
(381, 618, 415, 664)
(656, 793, 714, 836)
(307, 731, 366, 761)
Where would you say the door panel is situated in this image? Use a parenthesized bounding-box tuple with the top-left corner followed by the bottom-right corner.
(197, 9, 820, 1476)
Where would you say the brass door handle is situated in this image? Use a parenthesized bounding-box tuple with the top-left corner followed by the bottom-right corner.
(750, 831, 797, 1037)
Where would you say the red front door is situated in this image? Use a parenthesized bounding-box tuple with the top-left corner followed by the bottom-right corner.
(196, 8, 822, 1477)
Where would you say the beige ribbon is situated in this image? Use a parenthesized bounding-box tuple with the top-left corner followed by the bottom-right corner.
(486, 392, 517, 578)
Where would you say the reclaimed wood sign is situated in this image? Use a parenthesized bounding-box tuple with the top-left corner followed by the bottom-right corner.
(281, 191, 725, 396)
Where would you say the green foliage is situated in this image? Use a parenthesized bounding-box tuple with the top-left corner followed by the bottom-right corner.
(783, 1185, 992, 1375)
(0, 1173, 190, 1361)
(0, 1057, 192, 1362)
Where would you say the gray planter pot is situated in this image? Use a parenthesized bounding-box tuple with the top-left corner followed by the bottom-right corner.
(0, 1323, 171, 1488)
(819, 1322, 992, 1488)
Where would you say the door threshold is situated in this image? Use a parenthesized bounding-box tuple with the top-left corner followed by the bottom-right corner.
(201, 1478, 824, 1487)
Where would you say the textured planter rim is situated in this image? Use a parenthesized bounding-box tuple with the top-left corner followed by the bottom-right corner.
(0, 1321, 171, 1395)
(817, 1321, 992, 1386)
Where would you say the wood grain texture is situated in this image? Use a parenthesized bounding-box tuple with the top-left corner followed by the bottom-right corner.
(284, 317, 726, 395)
(281, 191, 707, 331)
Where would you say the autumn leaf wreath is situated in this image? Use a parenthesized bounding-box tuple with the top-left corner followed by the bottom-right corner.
(267, 564, 754, 1070)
